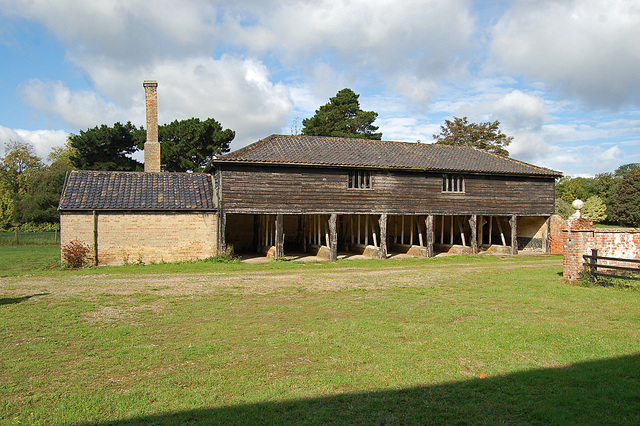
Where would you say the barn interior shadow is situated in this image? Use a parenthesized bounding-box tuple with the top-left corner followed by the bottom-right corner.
(0, 293, 49, 306)
(90, 353, 640, 425)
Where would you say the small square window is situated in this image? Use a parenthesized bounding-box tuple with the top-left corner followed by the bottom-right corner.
(348, 170, 372, 190)
(442, 174, 464, 193)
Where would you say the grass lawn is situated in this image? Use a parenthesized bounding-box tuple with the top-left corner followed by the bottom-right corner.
(1, 246, 639, 424)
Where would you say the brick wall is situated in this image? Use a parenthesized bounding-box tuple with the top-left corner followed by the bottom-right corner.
(562, 218, 640, 280)
(61, 211, 218, 265)
(549, 214, 565, 255)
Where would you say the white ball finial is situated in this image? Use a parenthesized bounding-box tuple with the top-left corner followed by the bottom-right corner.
(569, 199, 584, 220)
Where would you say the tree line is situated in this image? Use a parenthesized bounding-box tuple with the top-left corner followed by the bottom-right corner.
(555, 164, 640, 227)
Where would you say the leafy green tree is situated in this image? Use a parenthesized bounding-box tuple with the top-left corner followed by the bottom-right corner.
(611, 170, 640, 227)
(594, 172, 618, 223)
(0, 141, 45, 230)
(433, 116, 513, 156)
(302, 88, 382, 140)
(159, 118, 234, 172)
(614, 163, 640, 178)
(555, 198, 573, 220)
(582, 195, 607, 223)
(69, 122, 145, 171)
(16, 144, 73, 225)
(556, 176, 598, 203)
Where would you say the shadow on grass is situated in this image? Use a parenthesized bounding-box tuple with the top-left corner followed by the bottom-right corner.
(0, 293, 49, 306)
(91, 354, 640, 425)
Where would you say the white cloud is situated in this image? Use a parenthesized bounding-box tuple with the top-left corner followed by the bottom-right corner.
(18, 56, 293, 150)
(489, 0, 640, 109)
(0, 125, 69, 159)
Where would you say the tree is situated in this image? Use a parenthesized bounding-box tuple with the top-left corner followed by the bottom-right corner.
(0, 141, 45, 230)
(69, 122, 145, 171)
(433, 116, 513, 156)
(614, 163, 640, 178)
(159, 118, 234, 172)
(555, 176, 598, 203)
(555, 198, 573, 220)
(611, 170, 640, 227)
(301, 88, 382, 140)
(582, 195, 607, 223)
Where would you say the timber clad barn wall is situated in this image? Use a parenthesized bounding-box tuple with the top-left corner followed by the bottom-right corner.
(218, 164, 555, 216)
(60, 212, 218, 265)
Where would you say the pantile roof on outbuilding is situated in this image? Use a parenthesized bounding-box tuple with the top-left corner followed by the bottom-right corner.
(58, 171, 217, 211)
(213, 134, 562, 177)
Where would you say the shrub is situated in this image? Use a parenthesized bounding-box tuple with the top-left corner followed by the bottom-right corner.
(62, 240, 91, 268)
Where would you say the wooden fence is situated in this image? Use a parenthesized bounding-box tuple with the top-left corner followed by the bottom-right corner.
(583, 249, 640, 281)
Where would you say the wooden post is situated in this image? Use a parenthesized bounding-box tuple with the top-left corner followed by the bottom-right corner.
(426, 215, 434, 258)
(458, 218, 466, 247)
(440, 216, 444, 244)
(329, 213, 338, 261)
(371, 216, 378, 248)
(510, 215, 518, 255)
(470, 215, 478, 254)
(275, 214, 284, 258)
(393, 216, 398, 244)
(379, 213, 388, 259)
(350, 216, 354, 244)
(410, 216, 414, 246)
(449, 216, 454, 245)
(324, 216, 330, 247)
(497, 217, 507, 246)
(365, 215, 369, 246)
(401, 216, 405, 245)
(417, 218, 424, 247)
(358, 215, 361, 244)
(478, 216, 483, 246)
(488, 216, 493, 245)
(590, 248, 598, 275)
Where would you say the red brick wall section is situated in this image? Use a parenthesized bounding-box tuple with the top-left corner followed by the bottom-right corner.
(549, 214, 566, 255)
(61, 211, 219, 266)
(562, 217, 640, 280)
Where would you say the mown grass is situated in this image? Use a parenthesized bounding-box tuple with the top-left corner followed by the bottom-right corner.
(1, 251, 640, 424)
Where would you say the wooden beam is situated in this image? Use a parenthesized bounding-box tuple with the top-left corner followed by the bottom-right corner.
(401, 215, 405, 245)
(470, 215, 478, 254)
(497, 217, 507, 246)
(365, 215, 369, 246)
(324, 216, 330, 248)
(410, 216, 414, 246)
(440, 215, 444, 245)
(510, 215, 518, 255)
(358, 215, 361, 245)
(458, 217, 466, 247)
(478, 215, 483, 246)
(393, 216, 398, 244)
(329, 213, 338, 261)
(379, 213, 388, 259)
(416, 217, 424, 247)
(488, 216, 493, 245)
(371, 216, 378, 248)
(275, 214, 284, 258)
(450, 216, 454, 245)
(426, 215, 434, 258)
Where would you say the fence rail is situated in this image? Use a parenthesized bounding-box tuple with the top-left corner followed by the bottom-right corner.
(583, 249, 640, 281)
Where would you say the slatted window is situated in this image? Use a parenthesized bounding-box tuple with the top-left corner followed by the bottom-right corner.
(348, 170, 372, 190)
(442, 174, 465, 193)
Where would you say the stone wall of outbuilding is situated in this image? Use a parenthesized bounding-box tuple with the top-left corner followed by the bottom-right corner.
(60, 211, 218, 266)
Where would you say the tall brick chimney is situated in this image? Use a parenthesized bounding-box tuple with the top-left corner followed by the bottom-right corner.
(143, 80, 161, 172)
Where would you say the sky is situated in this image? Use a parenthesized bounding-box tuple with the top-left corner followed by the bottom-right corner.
(0, 0, 639, 177)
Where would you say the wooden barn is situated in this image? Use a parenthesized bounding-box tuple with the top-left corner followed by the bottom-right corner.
(211, 134, 562, 260)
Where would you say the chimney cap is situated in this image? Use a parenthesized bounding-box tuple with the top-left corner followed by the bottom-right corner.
(143, 80, 158, 88)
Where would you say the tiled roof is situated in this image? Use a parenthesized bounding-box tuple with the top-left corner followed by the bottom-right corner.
(58, 171, 217, 211)
(214, 134, 562, 177)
